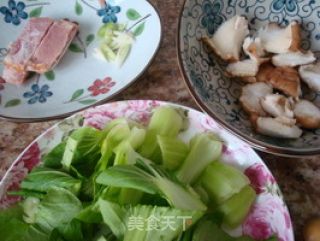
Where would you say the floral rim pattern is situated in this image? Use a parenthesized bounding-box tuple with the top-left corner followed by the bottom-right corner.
(0, 100, 294, 241)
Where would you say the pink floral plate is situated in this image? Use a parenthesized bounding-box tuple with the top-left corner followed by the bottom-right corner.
(0, 100, 294, 240)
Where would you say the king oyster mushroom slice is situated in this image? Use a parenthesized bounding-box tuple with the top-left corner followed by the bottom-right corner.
(257, 63, 301, 98)
(202, 15, 249, 62)
(272, 50, 316, 67)
(299, 62, 320, 92)
(226, 59, 259, 77)
(256, 117, 302, 138)
(243, 36, 267, 61)
(258, 21, 301, 54)
(260, 94, 294, 119)
(294, 100, 320, 129)
(240, 82, 273, 117)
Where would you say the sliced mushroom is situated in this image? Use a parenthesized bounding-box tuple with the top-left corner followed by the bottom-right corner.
(275, 116, 297, 126)
(299, 62, 320, 92)
(243, 36, 267, 61)
(226, 59, 259, 77)
(294, 100, 320, 129)
(241, 76, 257, 83)
(240, 82, 273, 117)
(257, 63, 301, 97)
(256, 117, 302, 138)
(201, 15, 249, 62)
(272, 50, 316, 67)
(258, 21, 301, 54)
(260, 94, 294, 118)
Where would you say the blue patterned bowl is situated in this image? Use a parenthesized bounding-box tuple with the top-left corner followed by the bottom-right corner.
(178, 0, 320, 157)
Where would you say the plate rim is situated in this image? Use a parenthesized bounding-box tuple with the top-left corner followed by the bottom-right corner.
(0, 0, 163, 123)
(176, 0, 320, 157)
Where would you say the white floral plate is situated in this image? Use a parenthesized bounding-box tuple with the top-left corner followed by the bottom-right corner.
(0, 0, 161, 121)
(0, 100, 294, 240)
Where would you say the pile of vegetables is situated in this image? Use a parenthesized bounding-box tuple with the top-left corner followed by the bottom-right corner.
(96, 23, 134, 67)
(0, 107, 278, 241)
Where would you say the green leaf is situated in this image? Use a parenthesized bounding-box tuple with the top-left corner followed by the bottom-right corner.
(96, 160, 207, 211)
(44, 70, 55, 81)
(157, 135, 188, 171)
(70, 89, 84, 101)
(79, 99, 97, 105)
(43, 142, 66, 168)
(126, 8, 141, 20)
(86, 34, 95, 46)
(133, 22, 145, 36)
(35, 187, 82, 233)
(29, 6, 43, 18)
(5, 99, 21, 108)
(62, 126, 104, 177)
(96, 165, 158, 195)
(218, 185, 256, 229)
(54, 219, 85, 241)
(200, 161, 250, 206)
(176, 133, 223, 184)
(69, 43, 84, 53)
(75, 1, 83, 15)
(139, 107, 184, 160)
(21, 169, 82, 195)
(98, 199, 127, 240)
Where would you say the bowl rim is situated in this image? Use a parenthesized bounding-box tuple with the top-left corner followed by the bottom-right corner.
(0, 0, 163, 123)
(176, 0, 320, 157)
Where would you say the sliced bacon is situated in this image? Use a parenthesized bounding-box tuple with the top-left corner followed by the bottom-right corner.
(27, 20, 79, 73)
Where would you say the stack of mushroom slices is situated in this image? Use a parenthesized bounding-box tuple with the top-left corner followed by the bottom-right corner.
(202, 15, 320, 139)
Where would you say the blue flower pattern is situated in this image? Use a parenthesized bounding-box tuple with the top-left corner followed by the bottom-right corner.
(272, 0, 297, 13)
(201, 1, 224, 35)
(0, 0, 28, 25)
(97, 3, 121, 23)
(23, 84, 53, 104)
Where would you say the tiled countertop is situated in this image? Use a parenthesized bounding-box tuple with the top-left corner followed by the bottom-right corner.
(0, 0, 319, 239)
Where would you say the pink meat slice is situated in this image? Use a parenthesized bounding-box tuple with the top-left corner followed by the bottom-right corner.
(2, 66, 28, 85)
(4, 17, 54, 69)
(2, 17, 54, 84)
(27, 20, 79, 73)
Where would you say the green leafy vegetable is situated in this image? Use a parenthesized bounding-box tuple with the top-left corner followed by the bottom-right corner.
(99, 199, 127, 239)
(176, 133, 222, 184)
(0, 106, 266, 241)
(139, 107, 184, 160)
(157, 136, 189, 170)
(97, 23, 134, 67)
(43, 142, 66, 168)
(192, 218, 277, 241)
(62, 127, 104, 176)
(199, 161, 250, 205)
(96, 160, 207, 211)
(23, 197, 40, 223)
(218, 185, 256, 228)
(34, 187, 82, 233)
(21, 169, 81, 195)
